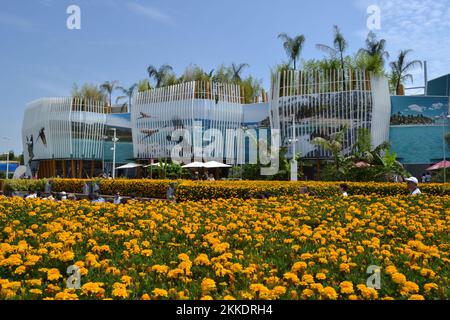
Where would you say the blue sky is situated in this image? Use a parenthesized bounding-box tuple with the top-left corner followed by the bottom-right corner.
(1, 0, 449, 153)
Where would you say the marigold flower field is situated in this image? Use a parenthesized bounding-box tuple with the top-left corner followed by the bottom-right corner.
(0, 193, 449, 300)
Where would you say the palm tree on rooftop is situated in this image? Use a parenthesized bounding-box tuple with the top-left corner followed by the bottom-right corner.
(277, 33, 306, 70)
(316, 25, 348, 71)
(389, 49, 423, 95)
(100, 81, 119, 106)
(147, 64, 174, 88)
(359, 31, 389, 62)
(116, 83, 137, 112)
(230, 63, 249, 83)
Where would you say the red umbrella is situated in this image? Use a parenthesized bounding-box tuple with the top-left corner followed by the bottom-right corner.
(426, 160, 450, 171)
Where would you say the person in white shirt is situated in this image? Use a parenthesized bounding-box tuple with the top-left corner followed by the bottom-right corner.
(113, 191, 122, 205)
(339, 183, 349, 197)
(405, 177, 422, 196)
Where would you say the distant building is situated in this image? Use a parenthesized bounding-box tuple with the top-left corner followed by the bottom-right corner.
(22, 98, 133, 178)
(21, 72, 450, 180)
(390, 74, 450, 177)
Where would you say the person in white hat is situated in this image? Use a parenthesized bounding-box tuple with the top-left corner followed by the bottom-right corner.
(405, 177, 422, 196)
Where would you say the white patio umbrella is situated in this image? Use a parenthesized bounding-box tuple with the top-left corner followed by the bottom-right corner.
(181, 162, 206, 168)
(143, 162, 162, 168)
(115, 163, 143, 170)
(204, 161, 232, 168)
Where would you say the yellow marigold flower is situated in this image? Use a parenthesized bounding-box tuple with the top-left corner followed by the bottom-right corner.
(283, 272, 300, 285)
(391, 272, 407, 285)
(81, 282, 105, 296)
(59, 251, 75, 262)
(29, 289, 42, 296)
(409, 294, 425, 300)
(194, 254, 211, 266)
(316, 273, 327, 281)
(385, 265, 398, 275)
(151, 264, 169, 274)
(424, 283, 438, 293)
(178, 253, 190, 261)
(339, 281, 354, 295)
(403, 281, 419, 294)
(321, 287, 338, 300)
(25, 279, 42, 287)
(339, 263, 351, 273)
(14, 266, 26, 275)
(291, 261, 307, 273)
(152, 288, 168, 298)
(121, 276, 133, 286)
(141, 249, 153, 257)
(201, 295, 213, 300)
(230, 263, 243, 273)
(47, 268, 62, 281)
(271, 286, 287, 297)
(301, 274, 315, 284)
(55, 291, 79, 300)
(167, 268, 184, 278)
(420, 268, 436, 279)
(301, 289, 314, 299)
(223, 295, 236, 300)
(112, 282, 129, 299)
(141, 294, 151, 300)
(201, 278, 216, 293)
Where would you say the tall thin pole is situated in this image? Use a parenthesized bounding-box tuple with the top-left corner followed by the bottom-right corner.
(291, 114, 298, 181)
(424, 61, 428, 96)
(2, 137, 11, 180)
(443, 116, 447, 183)
(112, 128, 117, 179)
(6, 152, 9, 180)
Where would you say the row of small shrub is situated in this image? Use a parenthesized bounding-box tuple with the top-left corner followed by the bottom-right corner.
(3, 178, 450, 200)
(175, 181, 450, 201)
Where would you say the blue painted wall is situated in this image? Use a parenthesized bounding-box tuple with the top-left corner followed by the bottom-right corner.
(390, 96, 450, 164)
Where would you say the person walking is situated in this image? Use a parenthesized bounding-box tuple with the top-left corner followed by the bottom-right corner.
(405, 177, 422, 196)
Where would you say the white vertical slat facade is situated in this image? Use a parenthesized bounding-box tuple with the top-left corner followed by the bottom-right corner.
(270, 69, 390, 159)
(22, 98, 107, 165)
(131, 81, 243, 163)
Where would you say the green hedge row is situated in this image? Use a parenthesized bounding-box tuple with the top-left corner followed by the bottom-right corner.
(2, 178, 450, 201)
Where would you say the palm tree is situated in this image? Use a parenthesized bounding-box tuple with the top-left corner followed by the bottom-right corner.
(278, 33, 306, 70)
(312, 125, 347, 172)
(356, 32, 389, 75)
(359, 32, 389, 61)
(137, 79, 151, 92)
(389, 50, 423, 95)
(230, 63, 249, 83)
(316, 25, 348, 70)
(116, 84, 137, 112)
(72, 83, 107, 102)
(147, 64, 174, 88)
(100, 81, 119, 106)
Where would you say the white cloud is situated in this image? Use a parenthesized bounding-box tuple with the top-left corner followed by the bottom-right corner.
(126, 2, 174, 26)
(407, 104, 425, 112)
(430, 103, 443, 110)
(40, 0, 53, 7)
(356, 0, 450, 88)
(0, 12, 33, 31)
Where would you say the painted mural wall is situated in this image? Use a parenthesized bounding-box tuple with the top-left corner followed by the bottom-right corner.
(389, 96, 450, 165)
